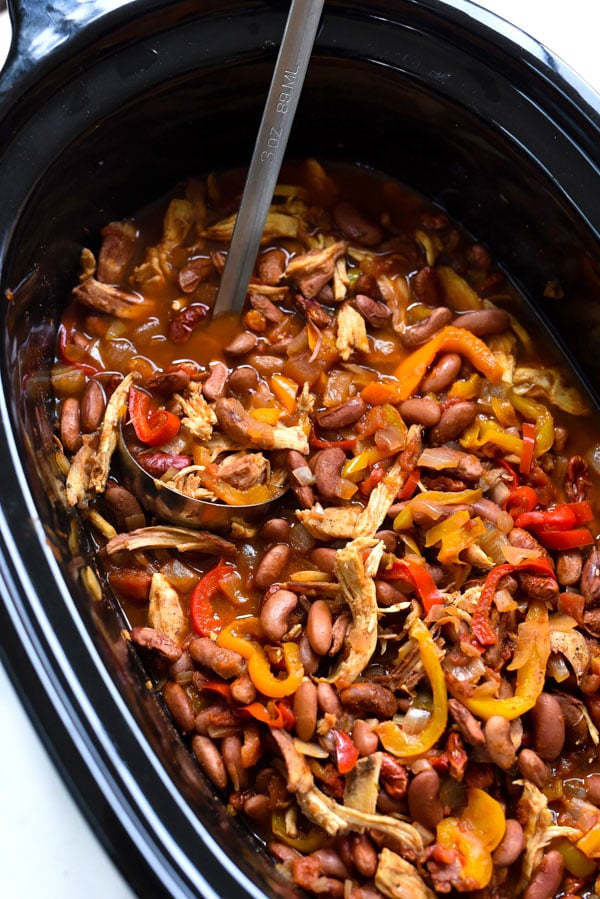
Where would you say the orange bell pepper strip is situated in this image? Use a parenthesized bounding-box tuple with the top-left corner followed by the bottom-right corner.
(435, 788, 506, 890)
(216, 617, 304, 698)
(375, 618, 447, 758)
(393, 326, 503, 400)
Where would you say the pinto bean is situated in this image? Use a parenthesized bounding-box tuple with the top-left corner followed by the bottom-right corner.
(79, 379, 106, 432)
(142, 368, 191, 396)
(407, 769, 445, 830)
(523, 850, 564, 899)
(411, 265, 445, 306)
(162, 681, 196, 733)
(484, 715, 517, 770)
(355, 294, 391, 328)
(400, 306, 453, 348)
(310, 849, 350, 880)
(352, 719, 379, 756)
(310, 546, 338, 576)
(430, 401, 477, 444)
(585, 773, 600, 805)
(306, 599, 333, 655)
(420, 352, 462, 394)
(399, 397, 441, 427)
(531, 693, 565, 760)
(60, 397, 81, 453)
(189, 636, 245, 679)
(349, 834, 378, 878)
(452, 308, 510, 336)
(254, 544, 291, 590)
(104, 484, 145, 530)
(315, 397, 368, 430)
(202, 361, 228, 401)
(556, 549, 583, 586)
(224, 331, 258, 356)
(312, 447, 346, 502)
(247, 354, 283, 377)
(221, 733, 249, 791)
(493, 818, 525, 867)
(581, 546, 600, 604)
(517, 749, 552, 790)
(317, 681, 343, 715)
(230, 673, 256, 705)
(243, 793, 271, 824)
(227, 366, 259, 393)
(257, 248, 287, 284)
(448, 698, 485, 747)
(288, 450, 314, 509)
(191, 735, 228, 790)
(333, 201, 383, 246)
(375, 579, 408, 607)
(260, 588, 297, 641)
(259, 518, 291, 544)
(293, 679, 318, 742)
(298, 632, 320, 675)
(339, 682, 397, 719)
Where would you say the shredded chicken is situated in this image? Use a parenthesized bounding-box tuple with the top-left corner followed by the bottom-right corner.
(517, 781, 580, 887)
(72, 277, 150, 319)
(376, 848, 436, 899)
(343, 753, 382, 814)
(336, 303, 370, 360)
(175, 381, 217, 442)
(148, 571, 187, 645)
(215, 397, 308, 453)
(203, 208, 303, 244)
(65, 435, 97, 507)
(89, 372, 138, 495)
(513, 365, 591, 415)
(283, 240, 347, 299)
(105, 525, 236, 556)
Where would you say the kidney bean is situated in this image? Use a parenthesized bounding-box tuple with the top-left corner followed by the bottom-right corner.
(142, 368, 191, 396)
(430, 400, 477, 444)
(247, 354, 283, 377)
(329, 612, 351, 657)
(452, 308, 510, 336)
(194, 702, 236, 736)
(259, 518, 291, 544)
(230, 672, 256, 705)
(339, 682, 397, 719)
(189, 637, 245, 679)
(355, 294, 391, 329)
(531, 693, 565, 760)
(162, 681, 196, 734)
(306, 599, 333, 655)
(257, 247, 287, 284)
(556, 549, 583, 586)
(240, 724, 262, 769)
(586, 772, 600, 805)
(269, 841, 302, 864)
(310, 848, 350, 880)
(79, 379, 106, 432)
(288, 450, 314, 509)
(227, 366, 259, 393)
(352, 719, 379, 756)
(243, 793, 270, 824)
(310, 547, 337, 576)
(317, 681, 343, 715)
(420, 352, 462, 394)
(333, 201, 383, 246)
(104, 484, 145, 530)
(315, 397, 368, 430)
(581, 546, 600, 603)
(523, 850, 564, 899)
(312, 447, 346, 502)
(447, 698, 485, 747)
(492, 818, 525, 867)
(221, 733, 249, 791)
(298, 632, 320, 675)
(294, 679, 318, 741)
(202, 361, 228, 401)
(400, 305, 452, 348)
(517, 749, 552, 789)
(60, 397, 81, 453)
(375, 579, 408, 607)
(399, 396, 441, 427)
(260, 588, 297, 642)
(191, 735, 228, 790)
(349, 834, 378, 878)
(484, 715, 517, 770)
(224, 331, 257, 356)
(254, 544, 291, 590)
(411, 265, 445, 306)
(407, 769, 445, 830)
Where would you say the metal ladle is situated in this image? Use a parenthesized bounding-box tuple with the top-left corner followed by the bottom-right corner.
(118, 0, 324, 528)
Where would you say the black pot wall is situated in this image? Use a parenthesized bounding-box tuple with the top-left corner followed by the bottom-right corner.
(2, 2, 600, 897)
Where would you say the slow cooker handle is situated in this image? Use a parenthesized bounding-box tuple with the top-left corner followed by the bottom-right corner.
(1, 0, 135, 97)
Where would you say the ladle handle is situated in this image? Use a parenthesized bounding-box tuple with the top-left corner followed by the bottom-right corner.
(212, 0, 324, 318)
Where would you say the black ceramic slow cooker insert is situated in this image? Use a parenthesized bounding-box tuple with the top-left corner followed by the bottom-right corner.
(2, 1, 600, 896)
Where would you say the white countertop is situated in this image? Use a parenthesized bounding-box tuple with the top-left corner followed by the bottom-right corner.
(0, 2, 599, 897)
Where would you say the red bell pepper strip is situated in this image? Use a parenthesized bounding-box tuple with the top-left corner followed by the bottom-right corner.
(332, 729, 360, 774)
(472, 559, 556, 646)
(199, 680, 232, 701)
(496, 457, 519, 491)
(520, 421, 536, 475)
(128, 385, 181, 446)
(398, 467, 421, 501)
(536, 529, 595, 551)
(380, 558, 444, 612)
(189, 562, 235, 635)
(241, 700, 295, 730)
(515, 501, 594, 533)
(504, 485, 538, 518)
(57, 320, 100, 375)
(309, 426, 357, 451)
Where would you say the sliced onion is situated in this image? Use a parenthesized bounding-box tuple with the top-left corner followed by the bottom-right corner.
(402, 706, 431, 735)
(443, 655, 486, 684)
(417, 446, 463, 470)
(292, 465, 316, 487)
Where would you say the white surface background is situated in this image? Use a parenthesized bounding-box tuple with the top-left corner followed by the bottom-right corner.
(0, 2, 599, 897)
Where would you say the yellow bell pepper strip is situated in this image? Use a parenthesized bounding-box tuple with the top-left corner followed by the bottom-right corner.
(375, 618, 447, 758)
(454, 600, 551, 721)
(425, 510, 486, 568)
(459, 417, 523, 457)
(511, 392, 554, 457)
(202, 475, 281, 506)
(271, 811, 329, 852)
(217, 617, 304, 698)
(471, 558, 555, 646)
(393, 487, 483, 531)
(556, 837, 597, 874)
(249, 407, 281, 425)
(436, 266, 482, 310)
(435, 788, 506, 891)
(342, 446, 396, 478)
(379, 557, 444, 612)
(393, 326, 503, 400)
